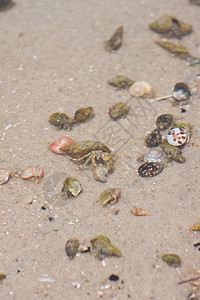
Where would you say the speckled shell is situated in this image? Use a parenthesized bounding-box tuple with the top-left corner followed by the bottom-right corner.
(62, 177, 82, 197)
(50, 136, 74, 154)
(73, 107, 94, 123)
(129, 81, 153, 98)
(145, 129, 162, 147)
(167, 127, 188, 146)
(142, 149, 164, 163)
(156, 114, 173, 130)
(173, 82, 191, 102)
(109, 102, 129, 120)
(138, 162, 163, 177)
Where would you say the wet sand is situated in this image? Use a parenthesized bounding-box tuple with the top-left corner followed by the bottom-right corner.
(1, 0, 200, 299)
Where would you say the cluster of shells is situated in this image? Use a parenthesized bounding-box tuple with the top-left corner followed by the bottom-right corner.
(0, 166, 43, 185)
(137, 113, 192, 177)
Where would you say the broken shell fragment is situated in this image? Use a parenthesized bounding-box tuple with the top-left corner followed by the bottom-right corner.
(156, 41, 190, 54)
(90, 235, 121, 260)
(0, 168, 12, 185)
(50, 136, 74, 154)
(149, 15, 192, 39)
(162, 254, 181, 267)
(100, 188, 121, 206)
(131, 206, 152, 216)
(145, 129, 162, 147)
(129, 81, 153, 98)
(105, 26, 123, 52)
(109, 102, 129, 120)
(107, 75, 135, 89)
(62, 177, 82, 197)
(167, 127, 188, 146)
(73, 107, 94, 124)
(20, 166, 43, 180)
(173, 82, 191, 102)
(138, 162, 163, 177)
(65, 239, 80, 259)
(93, 165, 108, 183)
(156, 114, 173, 130)
(48, 112, 73, 130)
(189, 222, 200, 231)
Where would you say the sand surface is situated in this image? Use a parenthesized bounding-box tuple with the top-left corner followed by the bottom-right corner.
(1, 0, 200, 299)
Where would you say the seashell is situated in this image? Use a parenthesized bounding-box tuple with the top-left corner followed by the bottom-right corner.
(173, 82, 191, 102)
(0, 168, 12, 185)
(104, 26, 123, 52)
(65, 239, 80, 259)
(90, 235, 121, 260)
(100, 188, 121, 206)
(162, 254, 181, 267)
(20, 166, 43, 180)
(188, 222, 200, 231)
(156, 41, 190, 54)
(62, 177, 82, 197)
(129, 81, 153, 98)
(160, 140, 186, 163)
(48, 112, 73, 130)
(109, 102, 129, 120)
(73, 107, 94, 124)
(131, 206, 151, 216)
(142, 149, 164, 163)
(93, 164, 108, 183)
(138, 162, 163, 177)
(167, 127, 188, 146)
(145, 129, 162, 147)
(156, 114, 173, 130)
(107, 75, 135, 89)
(50, 136, 74, 155)
(149, 15, 192, 39)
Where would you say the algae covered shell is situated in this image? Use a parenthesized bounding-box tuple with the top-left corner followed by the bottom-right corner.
(129, 81, 153, 98)
(62, 177, 82, 197)
(156, 114, 173, 130)
(156, 41, 190, 54)
(65, 239, 80, 259)
(145, 129, 162, 148)
(105, 26, 123, 52)
(109, 102, 129, 120)
(20, 166, 43, 180)
(50, 136, 74, 154)
(0, 168, 12, 185)
(167, 127, 188, 146)
(73, 107, 94, 124)
(162, 254, 181, 267)
(100, 188, 121, 206)
(142, 149, 164, 163)
(90, 235, 121, 260)
(138, 162, 163, 177)
(107, 75, 135, 89)
(149, 15, 192, 39)
(49, 112, 73, 130)
(160, 140, 186, 163)
(173, 82, 191, 102)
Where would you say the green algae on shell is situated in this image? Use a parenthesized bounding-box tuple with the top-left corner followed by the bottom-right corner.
(109, 102, 129, 120)
(65, 239, 80, 259)
(105, 26, 123, 52)
(162, 254, 181, 267)
(62, 177, 82, 197)
(73, 107, 94, 124)
(160, 139, 186, 163)
(156, 41, 190, 54)
(107, 75, 135, 89)
(100, 188, 121, 206)
(149, 15, 192, 39)
(90, 235, 121, 260)
(49, 112, 73, 130)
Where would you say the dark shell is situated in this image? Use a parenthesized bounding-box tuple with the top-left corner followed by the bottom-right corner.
(190, 0, 200, 5)
(62, 177, 82, 197)
(156, 114, 173, 130)
(105, 26, 123, 52)
(162, 254, 181, 267)
(107, 75, 135, 89)
(109, 102, 129, 120)
(138, 162, 163, 177)
(73, 107, 94, 123)
(48, 113, 73, 129)
(0, 0, 12, 10)
(173, 82, 191, 102)
(145, 129, 162, 147)
(65, 239, 80, 259)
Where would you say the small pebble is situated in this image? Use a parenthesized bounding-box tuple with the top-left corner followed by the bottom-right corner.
(109, 274, 119, 281)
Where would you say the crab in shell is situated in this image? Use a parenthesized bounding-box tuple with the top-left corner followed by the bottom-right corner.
(60, 140, 114, 181)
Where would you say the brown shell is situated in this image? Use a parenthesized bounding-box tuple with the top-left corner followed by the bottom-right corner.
(105, 26, 123, 52)
(109, 102, 129, 120)
(73, 107, 94, 123)
(156, 41, 190, 54)
(131, 206, 152, 216)
(188, 222, 200, 231)
(107, 75, 135, 89)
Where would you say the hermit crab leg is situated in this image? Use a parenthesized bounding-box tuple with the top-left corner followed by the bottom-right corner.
(155, 95, 172, 101)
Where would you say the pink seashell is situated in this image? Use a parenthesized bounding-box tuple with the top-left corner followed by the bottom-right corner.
(20, 166, 36, 179)
(0, 168, 12, 185)
(32, 167, 43, 178)
(50, 136, 74, 154)
(167, 127, 188, 146)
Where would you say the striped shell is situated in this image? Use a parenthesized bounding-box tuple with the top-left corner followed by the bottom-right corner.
(0, 168, 12, 185)
(138, 162, 163, 177)
(50, 136, 74, 154)
(129, 81, 153, 98)
(131, 206, 152, 216)
(142, 149, 165, 163)
(20, 166, 43, 179)
(167, 127, 188, 146)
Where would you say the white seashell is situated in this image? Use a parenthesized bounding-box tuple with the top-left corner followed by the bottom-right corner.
(93, 165, 108, 183)
(167, 127, 188, 146)
(129, 81, 153, 98)
(143, 149, 164, 163)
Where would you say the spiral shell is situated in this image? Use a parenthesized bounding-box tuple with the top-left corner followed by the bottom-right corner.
(20, 166, 43, 180)
(129, 81, 153, 98)
(142, 149, 165, 163)
(131, 206, 152, 216)
(93, 165, 108, 183)
(138, 162, 163, 177)
(0, 168, 12, 185)
(167, 127, 188, 146)
(50, 136, 74, 154)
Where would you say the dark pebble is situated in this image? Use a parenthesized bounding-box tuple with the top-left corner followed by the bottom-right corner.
(49, 217, 54, 222)
(109, 274, 119, 281)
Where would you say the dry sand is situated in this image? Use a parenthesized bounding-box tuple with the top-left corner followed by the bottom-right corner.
(1, 0, 200, 299)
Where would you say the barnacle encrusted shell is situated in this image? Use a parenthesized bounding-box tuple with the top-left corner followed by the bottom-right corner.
(167, 127, 188, 146)
(156, 114, 173, 130)
(129, 81, 153, 98)
(109, 102, 129, 120)
(138, 162, 163, 177)
(62, 177, 82, 197)
(142, 149, 165, 163)
(145, 129, 162, 147)
(173, 82, 191, 102)
(149, 15, 192, 39)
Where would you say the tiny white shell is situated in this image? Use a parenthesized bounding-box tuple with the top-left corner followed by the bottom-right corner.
(167, 127, 188, 146)
(143, 149, 164, 163)
(129, 81, 153, 98)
